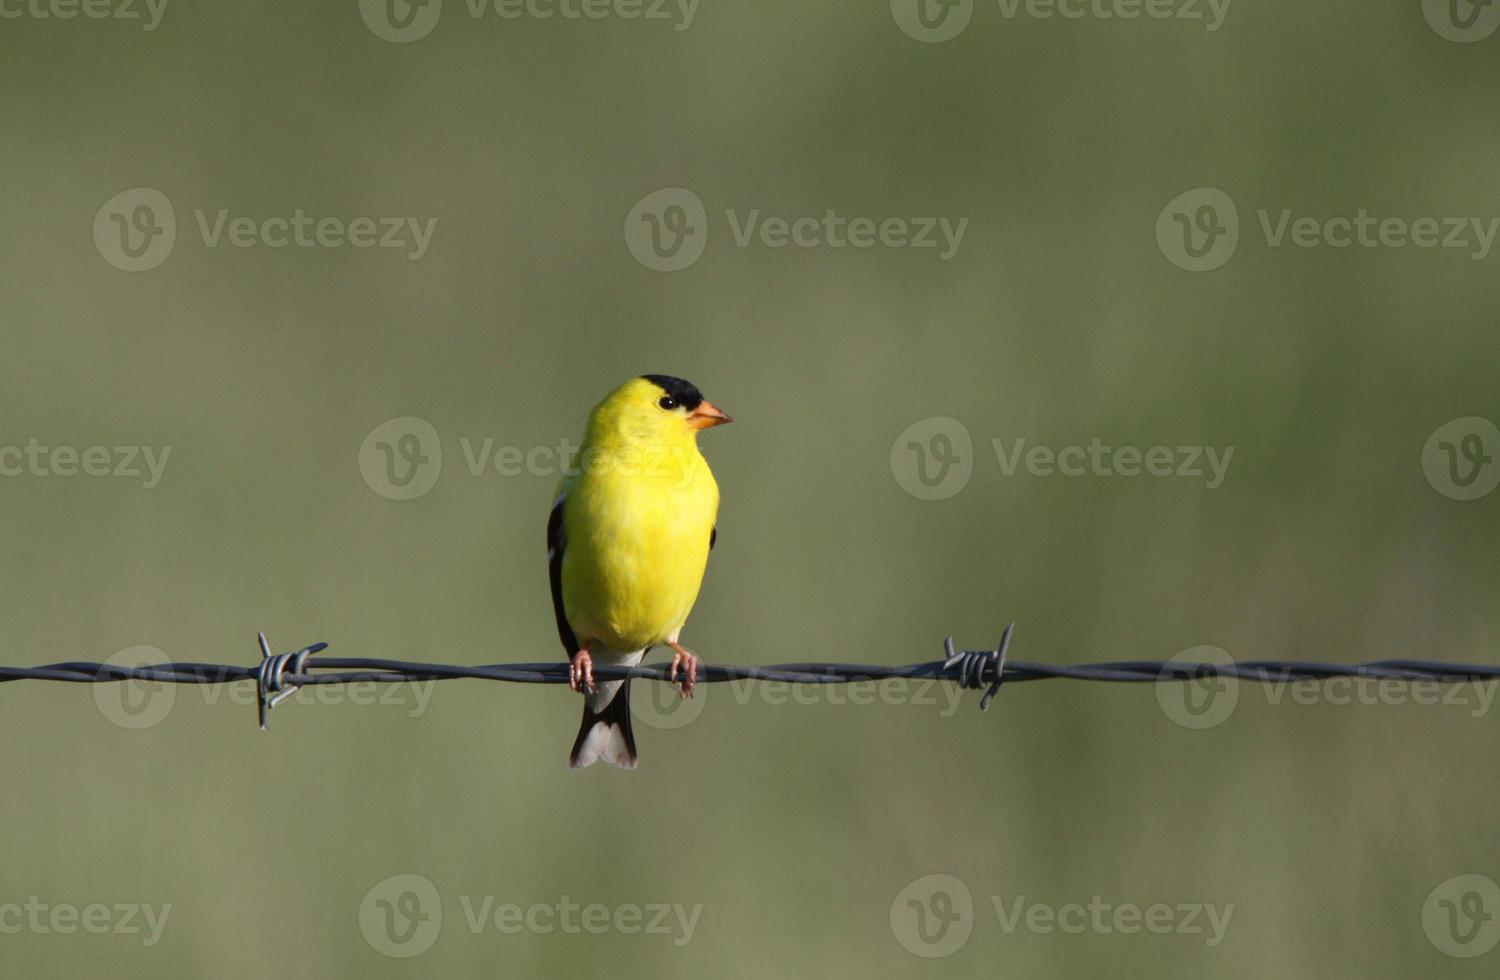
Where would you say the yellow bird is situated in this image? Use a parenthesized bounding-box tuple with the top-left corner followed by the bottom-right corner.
(548, 375, 732, 768)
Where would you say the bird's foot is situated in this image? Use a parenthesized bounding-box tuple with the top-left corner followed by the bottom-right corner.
(667, 642, 699, 699)
(569, 649, 595, 694)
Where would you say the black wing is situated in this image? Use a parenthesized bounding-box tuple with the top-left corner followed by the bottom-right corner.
(547, 493, 579, 655)
(710, 526, 717, 551)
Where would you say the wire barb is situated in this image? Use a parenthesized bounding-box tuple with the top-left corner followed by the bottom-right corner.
(944, 622, 1013, 711)
(255, 632, 328, 731)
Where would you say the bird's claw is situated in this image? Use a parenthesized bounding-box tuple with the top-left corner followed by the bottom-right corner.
(569, 650, 595, 694)
(668, 645, 699, 699)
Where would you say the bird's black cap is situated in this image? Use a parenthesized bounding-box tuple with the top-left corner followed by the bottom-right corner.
(641, 374, 705, 411)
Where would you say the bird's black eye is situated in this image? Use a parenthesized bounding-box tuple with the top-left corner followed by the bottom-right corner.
(657, 395, 678, 411)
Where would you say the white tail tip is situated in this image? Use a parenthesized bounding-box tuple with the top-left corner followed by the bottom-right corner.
(569, 721, 638, 770)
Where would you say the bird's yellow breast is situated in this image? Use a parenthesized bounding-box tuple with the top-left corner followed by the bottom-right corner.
(559, 448, 719, 652)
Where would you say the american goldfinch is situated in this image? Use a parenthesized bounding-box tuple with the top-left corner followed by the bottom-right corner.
(548, 375, 732, 769)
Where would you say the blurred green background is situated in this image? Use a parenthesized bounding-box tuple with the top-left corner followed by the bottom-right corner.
(2, 1, 1498, 976)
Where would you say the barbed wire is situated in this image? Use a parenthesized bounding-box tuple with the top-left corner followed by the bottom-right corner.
(1, 624, 1497, 730)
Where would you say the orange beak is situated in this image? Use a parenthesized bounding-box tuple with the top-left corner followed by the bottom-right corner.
(688, 400, 733, 430)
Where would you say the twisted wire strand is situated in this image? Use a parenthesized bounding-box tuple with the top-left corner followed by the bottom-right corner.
(8, 659, 1499, 684)
(3, 624, 1498, 729)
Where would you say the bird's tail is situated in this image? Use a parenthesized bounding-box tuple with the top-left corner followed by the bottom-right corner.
(569, 678, 638, 769)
